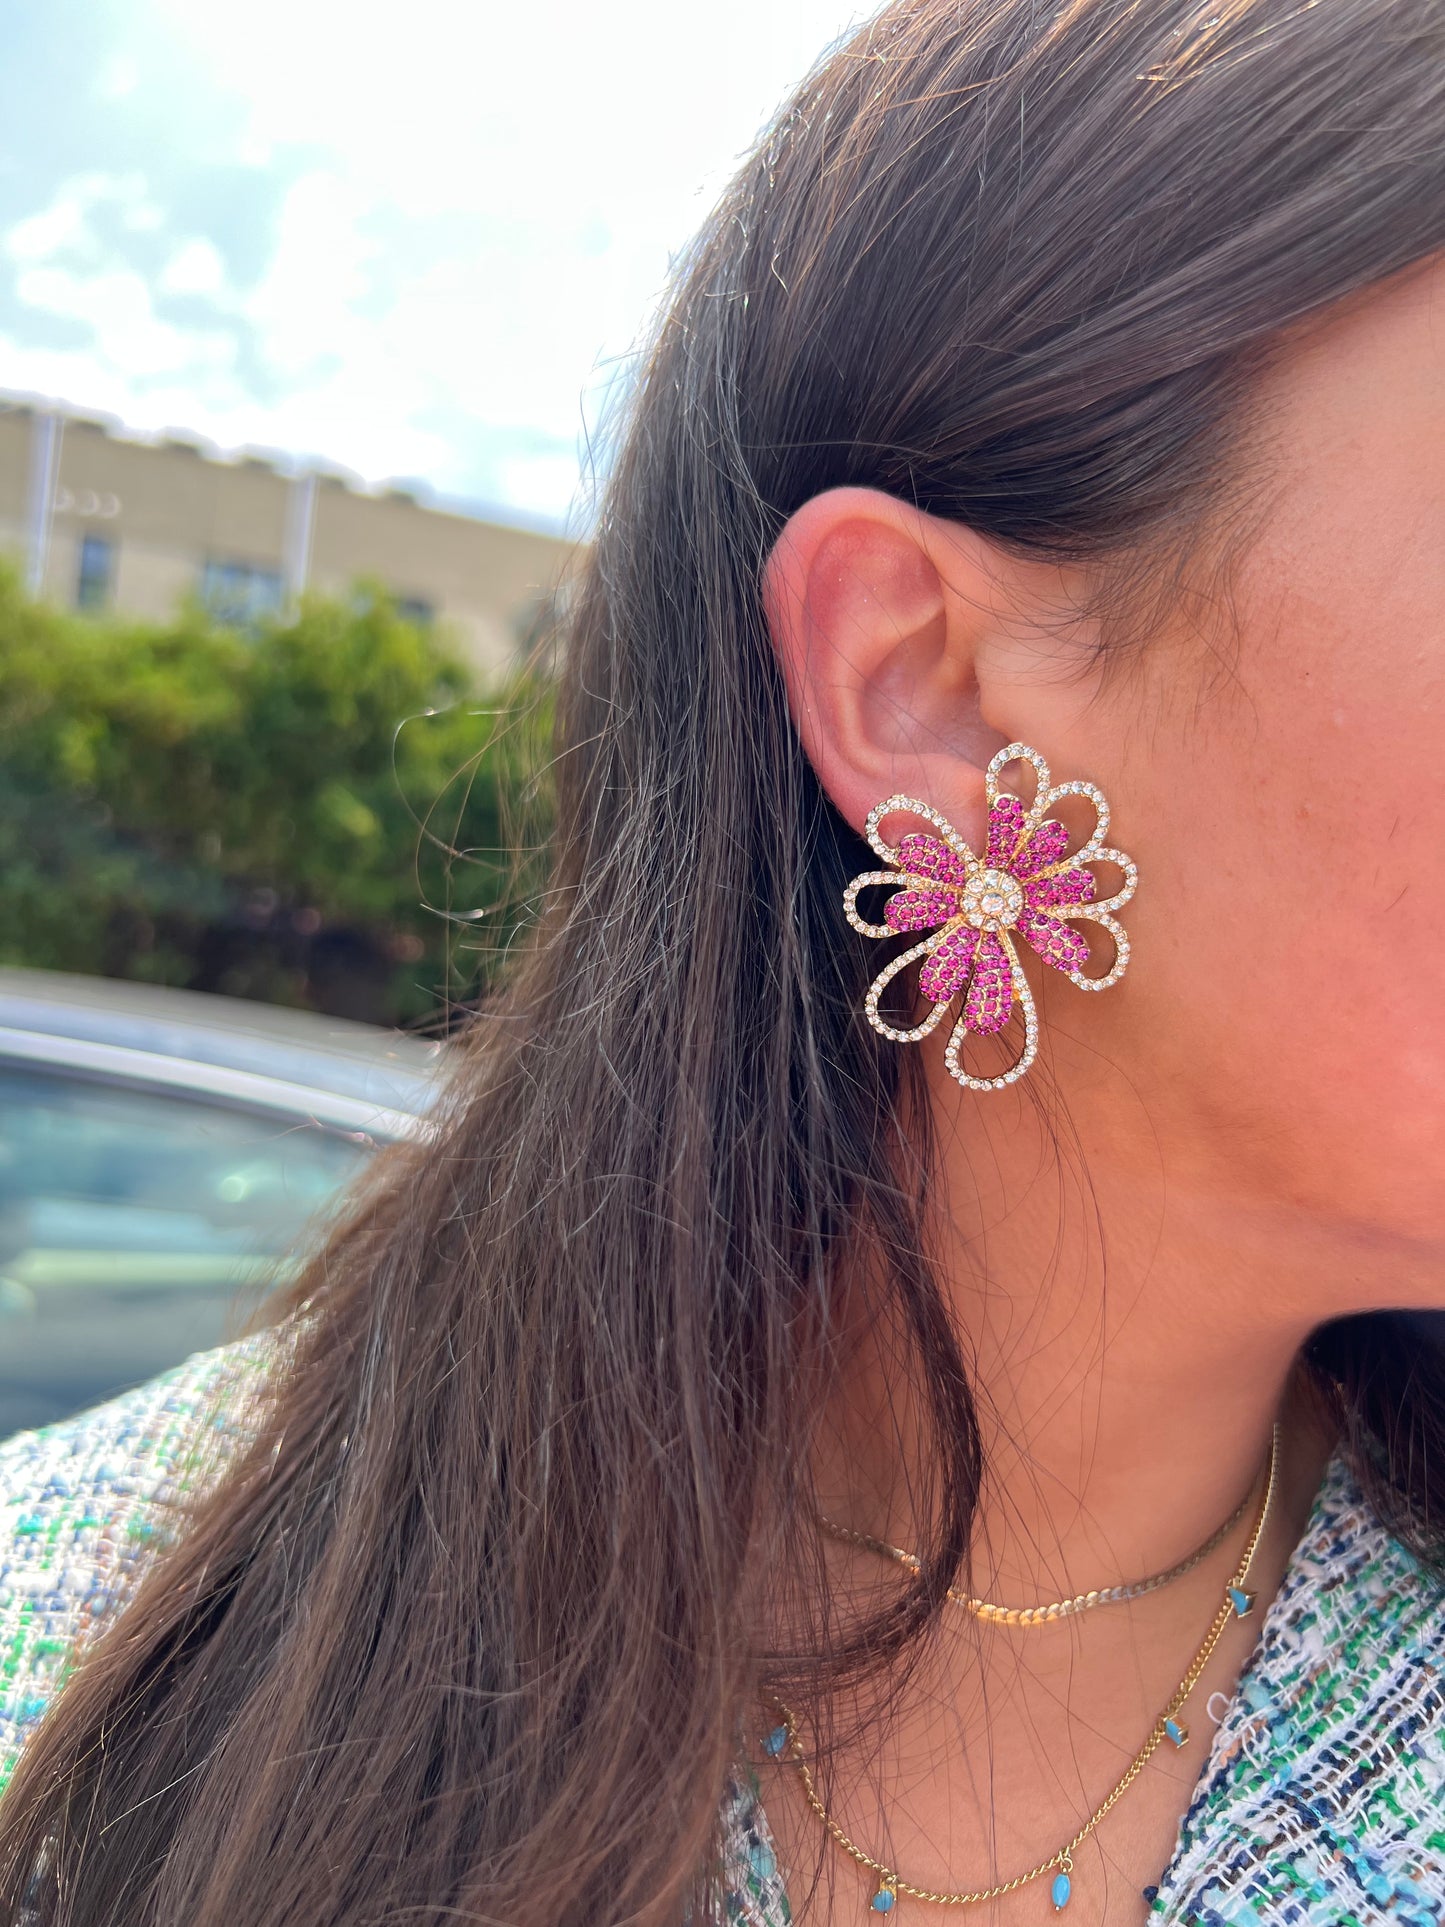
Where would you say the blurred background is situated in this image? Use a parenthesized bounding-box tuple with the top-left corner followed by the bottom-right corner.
(0, 0, 866, 1430)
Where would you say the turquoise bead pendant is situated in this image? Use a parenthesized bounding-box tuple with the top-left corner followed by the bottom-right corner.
(1165, 1717, 1189, 1748)
(762, 1724, 789, 1758)
(1050, 1866, 1073, 1911)
(1228, 1586, 1256, 1617)
(870, 1877, 897, 1912)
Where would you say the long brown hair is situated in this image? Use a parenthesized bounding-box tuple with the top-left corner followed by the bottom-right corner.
(4, 1, 1445, 1921)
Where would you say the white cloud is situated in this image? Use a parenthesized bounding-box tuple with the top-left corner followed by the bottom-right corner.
(4, 0, 878, 524)
(495, 450, 594, 529)
(16, 264, 235, 380)
(7, 198, 89, 265)
(157, 238, 227, 297)
(7, 175, 167, 270)
(0, 335, 223, 442)
(97, 54, 141, 100)
(4, 176, 236, 391)
(242, 173, 376, 376)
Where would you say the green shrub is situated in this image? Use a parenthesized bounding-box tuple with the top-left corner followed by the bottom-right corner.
(0, 564, 554, 1027)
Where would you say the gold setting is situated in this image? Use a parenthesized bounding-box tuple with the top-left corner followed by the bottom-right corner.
(843, 742, 1139, 1092)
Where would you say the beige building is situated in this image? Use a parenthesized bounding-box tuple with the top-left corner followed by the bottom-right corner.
(0, 394, 580, 679)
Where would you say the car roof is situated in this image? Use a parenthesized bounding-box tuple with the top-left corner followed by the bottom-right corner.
(0, 968, 445, 1139)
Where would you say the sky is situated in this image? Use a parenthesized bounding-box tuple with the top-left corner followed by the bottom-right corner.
(0, 0, 873, 535)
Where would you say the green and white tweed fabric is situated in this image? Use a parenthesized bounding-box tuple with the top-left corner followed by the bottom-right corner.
(1144, 1453, 1445, 1925)
(719, 1452, 1445, 1925)
(0, 1336, 271, 1803)
(3, 1344, 1445, 1924)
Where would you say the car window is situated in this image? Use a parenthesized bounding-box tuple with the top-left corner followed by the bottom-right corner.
(0, 1067, 370, 1437)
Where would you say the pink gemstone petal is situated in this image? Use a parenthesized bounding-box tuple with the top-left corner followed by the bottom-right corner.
(884, 888, 957, 934)
(1024, 865, 1096, 911)
(1017, 909, 1091, 975)
(1013, 818, 1071, 880)
(918, 924, 979, 1004)
(963, 931, 1013, 1035)
(896, 831, 970, 890)
(986, 794, 1027, 869)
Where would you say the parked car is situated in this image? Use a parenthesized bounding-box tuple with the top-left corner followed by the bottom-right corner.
(0, 969, 443, 1438)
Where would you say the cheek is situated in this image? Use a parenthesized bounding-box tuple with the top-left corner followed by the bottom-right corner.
(1064, 262, 1445, 1247)
(1124, 655, 1445, 1237)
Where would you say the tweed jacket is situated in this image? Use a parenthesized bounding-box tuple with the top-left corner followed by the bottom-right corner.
(3, 1340, 1445, 1925)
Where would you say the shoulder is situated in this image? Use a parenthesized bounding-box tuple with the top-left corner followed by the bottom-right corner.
(1155, 1449, 1445, 1923)
(0, 1329, 277, 1798)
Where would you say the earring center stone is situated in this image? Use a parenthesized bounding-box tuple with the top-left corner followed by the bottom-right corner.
(960, 868, 1024, 930)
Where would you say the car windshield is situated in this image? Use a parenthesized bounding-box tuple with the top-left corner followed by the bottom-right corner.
(0, 1067, 368, 1436)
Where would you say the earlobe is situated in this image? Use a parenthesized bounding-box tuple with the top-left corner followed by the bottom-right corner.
(760, 486, 1004, 847)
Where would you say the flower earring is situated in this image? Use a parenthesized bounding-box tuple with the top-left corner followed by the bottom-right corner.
(842, 742, 1137, 1092)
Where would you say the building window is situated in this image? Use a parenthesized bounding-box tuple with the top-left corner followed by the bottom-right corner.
(75, 532, 113, 611)
(200, 558, 284, 627)
(395, 594, 434, 630)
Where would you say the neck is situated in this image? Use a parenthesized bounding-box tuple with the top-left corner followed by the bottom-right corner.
(815, 1086, 1346, 1604)
(768, 1072, 1349, 1921)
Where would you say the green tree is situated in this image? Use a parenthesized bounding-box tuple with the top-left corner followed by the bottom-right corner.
(0, 564, 554, 1026)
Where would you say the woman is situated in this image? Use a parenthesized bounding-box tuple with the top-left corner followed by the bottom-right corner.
(3, 0, 1445, 1921)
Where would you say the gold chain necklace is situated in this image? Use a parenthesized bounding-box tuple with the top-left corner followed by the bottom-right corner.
(814, 1479, 1253, 1625)
(761, 1424, 1282, 1916)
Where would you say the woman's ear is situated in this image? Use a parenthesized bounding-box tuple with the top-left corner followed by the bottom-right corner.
(760, 486, 1017, 849)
